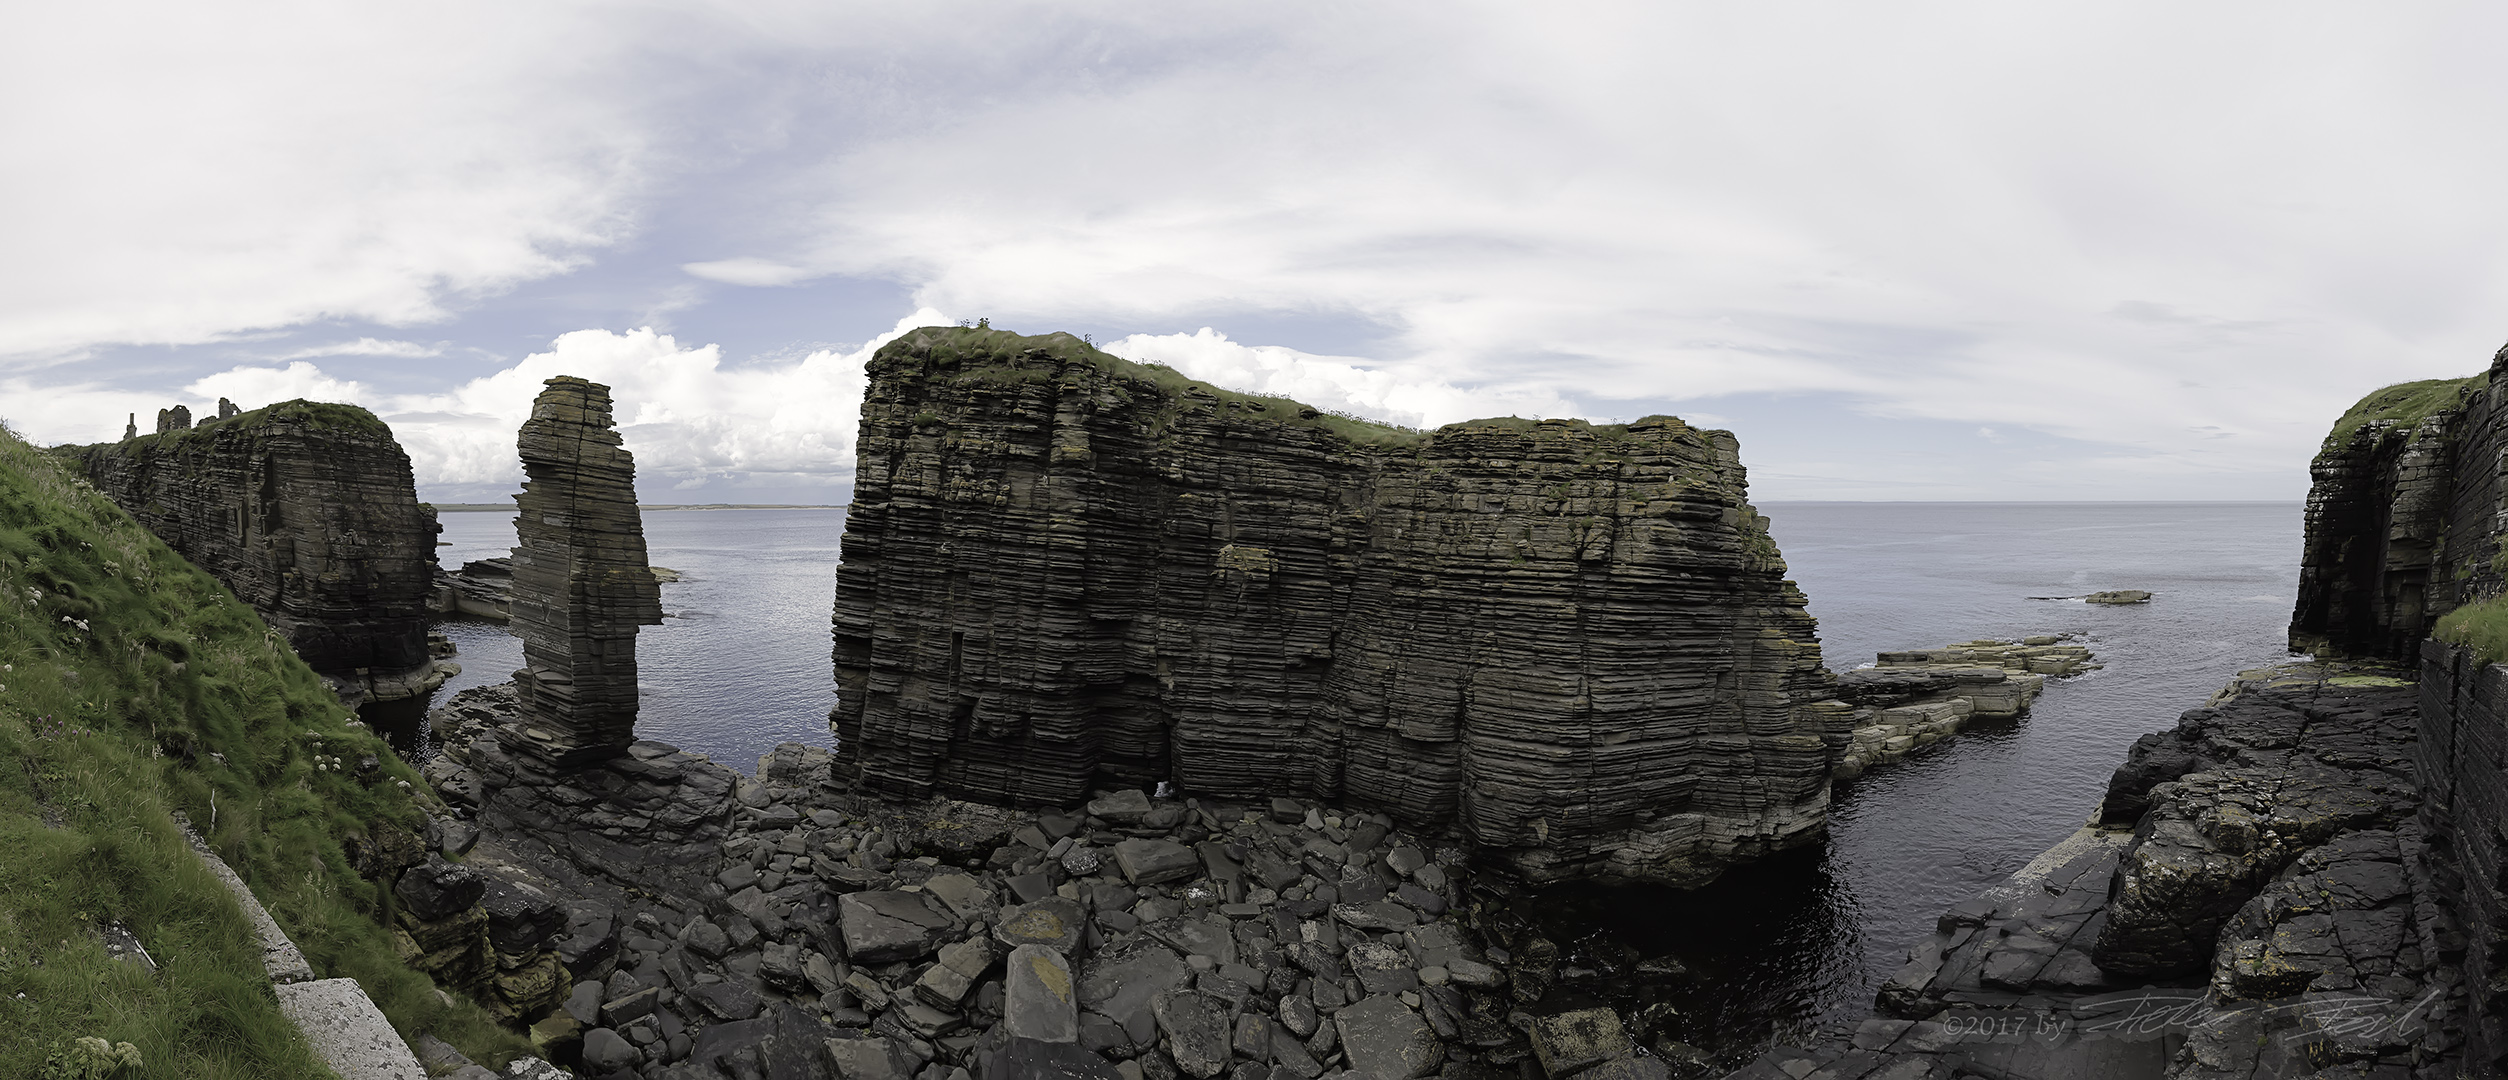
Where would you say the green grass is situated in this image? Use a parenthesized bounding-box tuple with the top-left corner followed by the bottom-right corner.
(2325, 376, 2480, 450)
(2434, 594, 2508, 667)
(0, 421, 527, 1076)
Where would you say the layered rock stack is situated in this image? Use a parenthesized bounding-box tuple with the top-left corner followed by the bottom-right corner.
(61, 399, 446, 702)
(834, 327, 1847, 888)
(1828, 636, 2092, 779)
(506, 376, 664, 769)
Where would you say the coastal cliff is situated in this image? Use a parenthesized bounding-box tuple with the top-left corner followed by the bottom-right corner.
(833, 326, 1846, 887)
(59, 399, 447, 703)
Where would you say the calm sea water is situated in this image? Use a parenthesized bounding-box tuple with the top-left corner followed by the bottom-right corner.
(421, 508, 846, 776)
(411, 500, 2303, 1059)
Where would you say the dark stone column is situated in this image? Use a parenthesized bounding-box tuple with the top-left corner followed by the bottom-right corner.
(507, 377, 663, 768)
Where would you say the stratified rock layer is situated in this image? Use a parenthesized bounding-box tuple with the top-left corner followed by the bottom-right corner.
(507, 377, 662, 768)
(63, 400, 439, 688)
(833, 327, 1845, 886)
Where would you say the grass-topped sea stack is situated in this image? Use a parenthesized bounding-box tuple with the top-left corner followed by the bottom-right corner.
(832, 326, 1847, 887)
(506, 376, 663, 768)
(58, 398, 446, 705)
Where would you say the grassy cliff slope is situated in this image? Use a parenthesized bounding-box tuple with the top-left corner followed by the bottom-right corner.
(0, 421, 522, 1077)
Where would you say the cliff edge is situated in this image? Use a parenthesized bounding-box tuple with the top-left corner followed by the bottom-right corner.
(59, 399, 445, 704)
(832, 326, 1846, 887)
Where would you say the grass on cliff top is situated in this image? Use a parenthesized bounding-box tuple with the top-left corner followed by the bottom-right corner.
(0, 421, 528, 1077)
(903, 324, 1722, 449)
(2435, 595, 2508, 667)
(54, 399, 393, 457)
(2325, 376, 2480, 450)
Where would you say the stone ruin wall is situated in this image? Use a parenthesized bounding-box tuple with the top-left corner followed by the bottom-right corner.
(833, 327, 1848, 887)
(62, 399, 441, 691)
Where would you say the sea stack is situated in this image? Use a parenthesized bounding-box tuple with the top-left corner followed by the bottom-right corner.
(506, 376, 663, 768)
(832, 326, 1847, 887)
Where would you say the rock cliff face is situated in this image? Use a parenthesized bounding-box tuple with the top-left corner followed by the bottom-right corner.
(506, 377, 664, 769)
(62, 400, 442, 696)
(833, 327, 1846, 887)
(2290, 371, 2491, 661)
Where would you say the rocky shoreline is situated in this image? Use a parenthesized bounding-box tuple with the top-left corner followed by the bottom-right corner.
(1722, 663, 2460, 1080)
(419, 683, 1680, 1080)
(1829, 637, 2093, 781)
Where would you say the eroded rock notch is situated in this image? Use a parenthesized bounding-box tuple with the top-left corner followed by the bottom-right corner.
(507, 376, 663, 768)
(833, 327, 1845, 887)
(62, 399, 445, 703)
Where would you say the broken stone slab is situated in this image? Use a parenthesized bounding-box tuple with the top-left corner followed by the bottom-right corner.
(996, 897, 1090, 956)
(838, 890, 954, 963)
(1151, 989, 1234, 1078)
(1530, 1007, 1632, 1076)
(275, 978, 428, 1080)
(1334, 993, 1443, 1078)
(1112, 838, 1199, 885)
(1005, 942, 1080, 1043)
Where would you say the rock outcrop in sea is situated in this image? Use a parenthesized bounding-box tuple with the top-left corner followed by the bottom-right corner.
(59, 398, 451, 704)
(505, 376, 664, 769)
(1829, 636, 2092, 780)
(831, 326, 1847, 888)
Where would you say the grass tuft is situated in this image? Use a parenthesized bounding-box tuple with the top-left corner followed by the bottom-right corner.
(2434, 594, 2508, 667)
(0, 419, 528, 1076)
(2325, 376, 2480, 450)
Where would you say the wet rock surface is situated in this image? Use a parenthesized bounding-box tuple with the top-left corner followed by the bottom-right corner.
(1830, 636, 2091, 780)
(420, 682, 1709, 1080)
(505, 377, 665, 768)
(60, 399, 447, 704)
(1723, 666, 2467, 1080)
(833, 326, 1846, 889)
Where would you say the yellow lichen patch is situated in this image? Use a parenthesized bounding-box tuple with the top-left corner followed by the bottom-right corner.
(1028, 951, 1073, 1003)
(2325, 675, 2411, 688)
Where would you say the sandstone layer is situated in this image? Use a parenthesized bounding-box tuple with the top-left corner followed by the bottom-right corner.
(61, 399, 446, 701)
(833, 327, 1845, 887)
(507, 377, 663, 768)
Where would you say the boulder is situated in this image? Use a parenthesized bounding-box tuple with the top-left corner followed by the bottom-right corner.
(1334, 994, 1443, 1078)
(838, 890, 953, 963)
(995, 897, 1090, 957)
(1529, 1008, 1632, 1076)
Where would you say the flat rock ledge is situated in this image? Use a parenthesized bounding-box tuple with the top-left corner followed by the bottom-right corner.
(420, 684, 1685, 1080)
(1722, 665, 2466, 1080)
(1830, 636, 2092, 781)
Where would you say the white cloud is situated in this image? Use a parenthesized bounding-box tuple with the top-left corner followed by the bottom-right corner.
(380, 308, 949, 494)
(274, 339, 445, 361)
(1100, 328, 1571, 429)
(681, 259, 814, 287)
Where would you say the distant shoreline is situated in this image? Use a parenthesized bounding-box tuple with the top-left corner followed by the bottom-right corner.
(426, 503, 849, 512)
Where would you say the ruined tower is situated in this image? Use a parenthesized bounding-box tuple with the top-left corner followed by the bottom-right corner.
(506, 377, 663, 767)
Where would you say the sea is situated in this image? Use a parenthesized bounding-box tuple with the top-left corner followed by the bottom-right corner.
(408, 499, 2304, 1062)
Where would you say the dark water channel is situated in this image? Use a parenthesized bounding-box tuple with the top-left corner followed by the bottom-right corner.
(393, 501, 2302, 1068)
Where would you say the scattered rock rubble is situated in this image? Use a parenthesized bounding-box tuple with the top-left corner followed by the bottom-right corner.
(416, 682, 1705, 1080)
(1829, 637, 2094, 780)
(1722, 664, 2465, 1080)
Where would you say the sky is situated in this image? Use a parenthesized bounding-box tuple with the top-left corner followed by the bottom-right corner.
(6, 3, 2507, 504)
